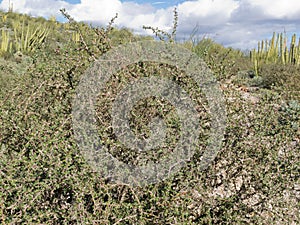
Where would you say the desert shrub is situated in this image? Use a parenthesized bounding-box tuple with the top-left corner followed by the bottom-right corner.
(109, 27, 153, 45)
(185, 38, 251, 80)
(0, 10, 299, 224)
(0, 53, 33, 96)
(0, 10, 115, 223)
(258, 63, 300, 100)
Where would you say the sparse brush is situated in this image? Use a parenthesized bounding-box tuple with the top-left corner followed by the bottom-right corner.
(143, 7, 178, 43)
(60, 8, 118, 60)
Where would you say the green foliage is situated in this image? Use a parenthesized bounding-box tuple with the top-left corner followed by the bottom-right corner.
(0, 10, 299, 225)
(258, 63, 300, 100)
(184, 37, 249, 80)
(60, 8, 118, 60)
(109, 27, 153, 45)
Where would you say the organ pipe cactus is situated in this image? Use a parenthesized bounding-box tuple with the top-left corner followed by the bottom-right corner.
(14, 20, 49, 53)
(72, 31, 80, 43)
(250, 32, 300, 75)
(0, 30, 12, 54)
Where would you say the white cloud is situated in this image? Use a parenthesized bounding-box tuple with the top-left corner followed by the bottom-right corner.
(246, 0, 300, 19)
(69, 0, 122, 23)
(1, 0, 300, 49)
(0, 0, 70, 17)
(178, 0, 238, 20)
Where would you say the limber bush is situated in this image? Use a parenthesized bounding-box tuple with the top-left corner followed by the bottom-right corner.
(258, 63, 300, 100)
(0, 10, 299, 224)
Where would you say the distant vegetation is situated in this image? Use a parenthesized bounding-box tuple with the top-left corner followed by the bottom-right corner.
(250, 32, 300, 76)
(0, 8, 299, 224)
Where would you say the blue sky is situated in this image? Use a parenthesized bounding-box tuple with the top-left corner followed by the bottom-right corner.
(66, 0, 80, 3)
(64, 0, 188, 9)
(121, 0, 187, 8)
(1, 0, 300, 50)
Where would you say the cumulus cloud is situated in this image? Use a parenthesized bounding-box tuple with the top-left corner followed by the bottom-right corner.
(69, 0, 122, 23)
(245, 0, 300, 20)
(0, 0, 70, 17)
(1, 0, 300, 49)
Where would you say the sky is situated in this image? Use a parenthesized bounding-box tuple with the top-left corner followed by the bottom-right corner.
(1, 0, 300, 50)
